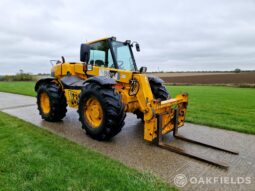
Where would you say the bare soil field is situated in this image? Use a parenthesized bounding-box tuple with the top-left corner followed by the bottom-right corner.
(150, 72, 255, 85)
(148, 72, 230, 77)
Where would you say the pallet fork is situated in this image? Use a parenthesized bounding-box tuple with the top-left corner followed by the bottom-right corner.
(156, 109, 239, 169)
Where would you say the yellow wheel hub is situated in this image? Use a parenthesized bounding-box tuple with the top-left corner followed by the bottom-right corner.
(84, 97, 103, 128)
(40, 92, 50, 114)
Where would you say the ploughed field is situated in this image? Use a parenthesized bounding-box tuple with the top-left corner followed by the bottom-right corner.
(150, 72, 255, 85)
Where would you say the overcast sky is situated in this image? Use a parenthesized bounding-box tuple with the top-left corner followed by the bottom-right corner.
(1, 0, 255, 74)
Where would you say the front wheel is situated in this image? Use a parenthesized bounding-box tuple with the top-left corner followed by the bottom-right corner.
(78, 83, 126, 141)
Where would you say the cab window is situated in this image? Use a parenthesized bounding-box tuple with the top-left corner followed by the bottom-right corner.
(89, 41, 114, 68)
(112, 41, 136, 71)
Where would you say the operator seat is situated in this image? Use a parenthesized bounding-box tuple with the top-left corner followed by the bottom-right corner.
(95, 60, 104, 67)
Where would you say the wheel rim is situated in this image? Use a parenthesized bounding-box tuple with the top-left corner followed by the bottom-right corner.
(84, 97, 103, 128)
(40, 92, 50, 114)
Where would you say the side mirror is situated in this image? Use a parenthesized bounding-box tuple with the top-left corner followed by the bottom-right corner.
(135, 43, 140, 52)
(61, 56, 65, 63)
(80, 44, 91, 63)
(139, 66, 147, 73)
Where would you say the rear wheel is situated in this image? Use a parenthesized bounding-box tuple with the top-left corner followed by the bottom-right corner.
(37, 83, 67, 121)
(134, 81, 170, 121)
(78, 83, 126, 141)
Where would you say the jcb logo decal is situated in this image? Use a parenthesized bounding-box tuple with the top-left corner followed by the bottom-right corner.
(69, 91, 79, 106)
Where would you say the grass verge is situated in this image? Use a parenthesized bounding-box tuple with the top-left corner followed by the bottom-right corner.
(0, 112, 175, 191)
(0, 81, 36, 97)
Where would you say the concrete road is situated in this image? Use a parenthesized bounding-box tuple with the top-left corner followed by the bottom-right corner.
(0, 92, 255, 191)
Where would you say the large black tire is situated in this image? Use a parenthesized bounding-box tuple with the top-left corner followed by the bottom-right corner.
(37, 83, 67, 122)
(134, 81, 170, 121)
(78, 83, 126, 141)
(150, 81, 170, 100)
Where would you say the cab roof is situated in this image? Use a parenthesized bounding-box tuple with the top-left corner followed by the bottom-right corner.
(85, 37, 116, 44)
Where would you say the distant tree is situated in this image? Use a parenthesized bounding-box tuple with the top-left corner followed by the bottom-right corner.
(234, 68, 241, 73)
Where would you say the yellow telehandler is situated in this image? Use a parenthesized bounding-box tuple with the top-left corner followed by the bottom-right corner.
(35, 37, 238, 168)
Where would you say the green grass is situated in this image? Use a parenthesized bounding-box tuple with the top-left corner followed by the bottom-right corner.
(0, 81, 35, 96)
(0, 82, 254, 134)
(0, 112, 175, 191)
(168, 86, 255, 134)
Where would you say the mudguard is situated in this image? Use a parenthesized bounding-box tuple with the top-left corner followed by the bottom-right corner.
(85, 76, 116, 86)
(148, 75, 164, 84)
(34, 77, 57, 91)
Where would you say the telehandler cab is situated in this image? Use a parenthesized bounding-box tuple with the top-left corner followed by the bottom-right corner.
(35, 37, 238, 169)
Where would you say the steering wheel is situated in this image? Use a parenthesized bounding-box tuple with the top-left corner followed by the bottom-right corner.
(109, 64, 115, 68)
(118, 60, 124, 69)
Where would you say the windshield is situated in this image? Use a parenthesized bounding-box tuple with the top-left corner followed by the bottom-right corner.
(112, 41, 136, 71)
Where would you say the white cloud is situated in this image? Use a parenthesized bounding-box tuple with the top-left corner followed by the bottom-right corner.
(0, 0, 255, 74)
